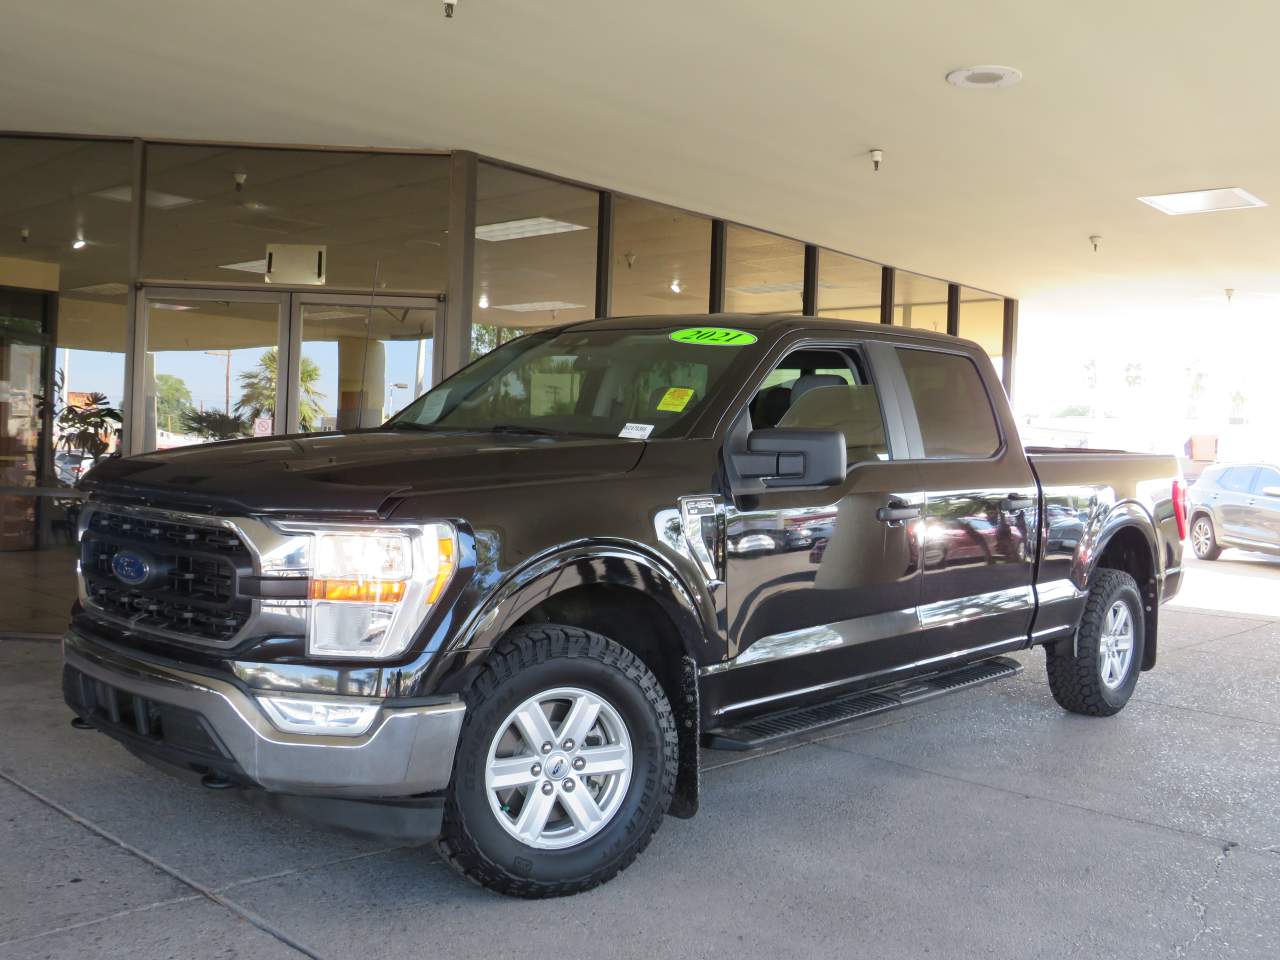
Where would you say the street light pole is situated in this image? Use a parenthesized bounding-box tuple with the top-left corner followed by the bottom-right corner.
(204, 350, 232, 413)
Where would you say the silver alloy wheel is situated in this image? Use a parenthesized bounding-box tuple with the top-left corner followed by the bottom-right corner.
(484, 686, 632, 850)
(1192, 518, 1212, 557)
(1098, 600, 1135, 690)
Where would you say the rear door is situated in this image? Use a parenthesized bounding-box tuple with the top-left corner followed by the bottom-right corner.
(888, 345, 1038, 663)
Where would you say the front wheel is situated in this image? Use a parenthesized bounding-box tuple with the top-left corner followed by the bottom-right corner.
(1046, 569, 1145, 717)
(439, 625, 677, 897)
(1190, 515, 1222, 560)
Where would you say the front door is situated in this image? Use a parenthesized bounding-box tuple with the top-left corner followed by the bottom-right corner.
(714, 342, 923, 716)
(1216, 466, 1259, 542)
(891, 345, 1038, 661)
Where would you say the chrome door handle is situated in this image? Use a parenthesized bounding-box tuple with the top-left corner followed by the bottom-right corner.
(876, 504, 921, 524)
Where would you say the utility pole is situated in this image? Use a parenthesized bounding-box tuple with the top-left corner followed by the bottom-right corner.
(204, 350, 232, 413)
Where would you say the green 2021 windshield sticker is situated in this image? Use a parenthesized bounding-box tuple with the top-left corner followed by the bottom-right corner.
(670, 326, 758, 346)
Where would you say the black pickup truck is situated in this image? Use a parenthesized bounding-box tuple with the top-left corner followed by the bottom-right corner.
(64, 314, 1187, 897)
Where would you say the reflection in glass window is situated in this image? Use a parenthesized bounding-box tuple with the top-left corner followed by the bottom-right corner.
(894, 271, 949, 332)
(0, 136, 132, 563)
(957, 287, 1004, 369)
(143, 146, 450, 292)
(612, 197, 710, 316)
(474, 164, 597, 344)
(898, 348, 1000, 459)
(299, 301, 436, 431)
(143, 299, 281, 450)
(724, 226, 804, 314)
(817, 250, 881, 322)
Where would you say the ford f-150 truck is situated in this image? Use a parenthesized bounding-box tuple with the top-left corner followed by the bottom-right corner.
(63, 314, 1187, 897)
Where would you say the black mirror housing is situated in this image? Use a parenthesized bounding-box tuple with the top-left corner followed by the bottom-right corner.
(732, 428, 846, 488)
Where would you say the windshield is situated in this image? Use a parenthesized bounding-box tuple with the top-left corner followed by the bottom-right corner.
(390, 326, 757, 439)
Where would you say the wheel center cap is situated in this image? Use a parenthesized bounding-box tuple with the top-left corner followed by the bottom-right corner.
(545, 754, 571, 781)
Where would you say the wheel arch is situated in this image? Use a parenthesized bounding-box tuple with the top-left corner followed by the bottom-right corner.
(1088, 513, 1159, 670)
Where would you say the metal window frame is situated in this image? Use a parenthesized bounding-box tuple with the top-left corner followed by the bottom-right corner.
(709, 220, 727, 313)
(595, 191, 614, 318)
(879, 267, 896, 325)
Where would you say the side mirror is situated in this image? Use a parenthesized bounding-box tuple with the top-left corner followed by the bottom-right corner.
(1262, 486, 1280, 498)
(731, 428, 846, 489)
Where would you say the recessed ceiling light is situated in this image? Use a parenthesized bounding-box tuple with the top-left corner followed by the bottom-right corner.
(477, 293, 490, 309)
(1137, 187, 1267, 216)
(732, 280, 838, 295)
(475, 217, 588, 242)
(218, 258, 268, 274)
(71, 230, 86, 251)
(494, 300, 585, 312)
(68, 282, 129, 297)
(945, 65, 1023, 88)
(151, 302, 196, 311)
(670, 279, 682, 294)
(93, 186, 200, 209)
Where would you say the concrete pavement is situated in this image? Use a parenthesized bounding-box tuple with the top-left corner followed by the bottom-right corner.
(2, 596, 1278, 959)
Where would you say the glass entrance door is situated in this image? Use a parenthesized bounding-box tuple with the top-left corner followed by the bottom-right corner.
(290, 294, 437, 433)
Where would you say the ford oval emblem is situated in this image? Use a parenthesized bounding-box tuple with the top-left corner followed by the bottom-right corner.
(111, 551, 150, 587)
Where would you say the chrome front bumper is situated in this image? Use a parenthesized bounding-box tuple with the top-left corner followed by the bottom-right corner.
(63, 630, 465, 798)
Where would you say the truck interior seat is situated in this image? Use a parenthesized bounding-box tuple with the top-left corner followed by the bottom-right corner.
(777, 384, 888, 462)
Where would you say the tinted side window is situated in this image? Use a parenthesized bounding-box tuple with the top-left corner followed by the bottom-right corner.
(1219, 468, 1256, 493)
(898, 348, 1000, 459)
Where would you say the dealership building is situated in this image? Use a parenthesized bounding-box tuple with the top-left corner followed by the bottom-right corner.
(0, 134, 1014, 583)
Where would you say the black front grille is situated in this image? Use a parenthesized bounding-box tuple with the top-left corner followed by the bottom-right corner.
(81, 508, 254, 643)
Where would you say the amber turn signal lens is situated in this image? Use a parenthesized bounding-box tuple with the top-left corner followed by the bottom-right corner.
(308, 579, 407, 603)
(427, 536, 455, 604)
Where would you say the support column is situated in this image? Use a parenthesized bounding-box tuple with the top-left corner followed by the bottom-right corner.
(595, 191, 613, 318)
(436, 151, 477, 383)
(1002, 298, 1019, 398)
(946, 283, 960, 337)
(879, 267, 895, 324)
(709, 220, 727, 314)
(802, 245, 819, 316)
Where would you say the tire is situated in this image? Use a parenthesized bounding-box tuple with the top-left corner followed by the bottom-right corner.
(1046, 569, 1145, 717)
(439, 624, 678, 897)
(1190, 515, 1222, 560)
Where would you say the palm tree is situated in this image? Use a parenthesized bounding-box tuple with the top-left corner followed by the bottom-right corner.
(181, 409, 250, 441)
(236, 348, 327, 431)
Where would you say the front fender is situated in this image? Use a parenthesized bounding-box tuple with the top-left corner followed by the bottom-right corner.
(407, 540, 714, 697)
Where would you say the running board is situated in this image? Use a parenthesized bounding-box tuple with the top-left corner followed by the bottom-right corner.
(704, 656, 1023, 751)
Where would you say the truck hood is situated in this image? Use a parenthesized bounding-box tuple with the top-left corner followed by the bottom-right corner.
(83, 430, 647, 516)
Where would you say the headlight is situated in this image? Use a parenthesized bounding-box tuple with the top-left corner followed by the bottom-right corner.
(277, 521, 456, 660)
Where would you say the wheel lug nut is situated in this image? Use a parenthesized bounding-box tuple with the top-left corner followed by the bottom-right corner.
(540, 741, 552, 754)
(531, 763, 542, 777)
(562, 778, 575, 792)
(541, 781, 554, 795)
(562, 739, 575, 751)
(572, 757, 586, 771)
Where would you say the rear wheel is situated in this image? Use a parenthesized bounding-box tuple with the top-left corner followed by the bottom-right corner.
(439, 625, 677, 897)
(1190, 515, 1222, 560)
(1046, 569, 1145, 717)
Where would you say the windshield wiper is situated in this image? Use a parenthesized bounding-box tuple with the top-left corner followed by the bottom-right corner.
(486, 424, 565, 437)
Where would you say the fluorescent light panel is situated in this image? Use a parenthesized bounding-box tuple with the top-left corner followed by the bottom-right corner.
(732, 280, 839, 295)
(1137, 187, 1266, 215)
(93, 186, 199, 209)
(475, 217, 587, 241)
(68, 282, 129, 297)
(494, 300, 586, 313)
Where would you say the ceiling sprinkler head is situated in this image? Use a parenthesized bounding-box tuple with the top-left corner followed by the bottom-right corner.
(1225, 288, 1234, 304)
(233, 171, 248, 192)
(443, 0, 456, 16)
(20, 227, 29, 243)
(1089, 235, 1102, 252)
(870, 149, 883, 172)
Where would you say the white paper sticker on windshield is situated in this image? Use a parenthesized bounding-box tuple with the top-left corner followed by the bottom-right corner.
(419, 389, 448, 423)
(618, 422, 654, 440)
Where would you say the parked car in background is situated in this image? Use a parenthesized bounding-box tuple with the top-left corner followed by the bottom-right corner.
(1187, 463, 1280, 560)
(54, 451, 96, 485)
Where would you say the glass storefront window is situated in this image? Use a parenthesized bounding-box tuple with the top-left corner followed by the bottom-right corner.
(298, 298, 436, 431)
(723, 225, 804, 314)
(142, 146, 450, 293)
(957, 287, 1005, 369)
(474, 164, 597, 347)
(817, 250, 881, 322)
(894, 271, 949, 332)
(611, 197, 711, 315)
